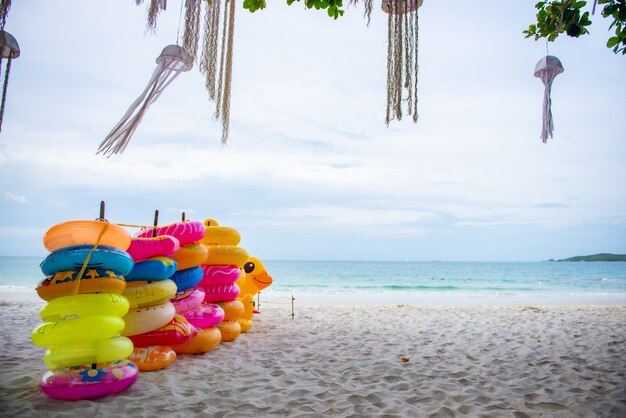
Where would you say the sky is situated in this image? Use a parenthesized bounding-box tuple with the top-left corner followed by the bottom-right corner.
(0, 1, 624, 261)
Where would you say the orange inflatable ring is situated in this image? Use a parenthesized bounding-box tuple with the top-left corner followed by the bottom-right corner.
(173, 326, 221, 354)
(122, 279, 177, 309)
(170, 243, 208, 271)
(216, 319, 241, 342)
(43, 220, 131, 252)
(205, 245, 249, 268)
(200, 219, 241, 246)
(128, 346, 176, 372)
(36, 269, 126, 301)
(218, 300, 244, 321)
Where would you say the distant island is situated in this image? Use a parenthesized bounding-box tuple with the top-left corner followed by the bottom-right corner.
(556, 253, 626, 262)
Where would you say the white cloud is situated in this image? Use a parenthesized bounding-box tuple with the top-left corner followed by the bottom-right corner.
(4, 192, 29, 205)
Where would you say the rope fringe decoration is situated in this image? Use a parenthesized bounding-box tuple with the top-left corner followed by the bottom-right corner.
(137, 0, 237, 145)
(0, 0, 18, 134)
(384, 0, 420, 125)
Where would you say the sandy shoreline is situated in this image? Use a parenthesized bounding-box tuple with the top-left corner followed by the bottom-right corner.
(1, 299, 624, 417)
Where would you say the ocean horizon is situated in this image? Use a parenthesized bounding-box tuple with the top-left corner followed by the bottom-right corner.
(2, 256, 625, 305)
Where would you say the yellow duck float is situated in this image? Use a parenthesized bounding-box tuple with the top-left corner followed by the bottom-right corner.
(236, 257, 273, 332)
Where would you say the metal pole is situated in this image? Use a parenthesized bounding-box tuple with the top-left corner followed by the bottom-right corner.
(97, 200, 106, 221)
(152, 210, 159, 237)
(257, 291, 260, 311)
(291, 295, 295, 320)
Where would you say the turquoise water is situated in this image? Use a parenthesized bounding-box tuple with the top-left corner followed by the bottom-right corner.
(2, 257, 626, 304)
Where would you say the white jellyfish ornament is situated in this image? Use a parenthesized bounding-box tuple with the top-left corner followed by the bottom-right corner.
(97, 44, 193, 157)
(534, 55, 564, 144)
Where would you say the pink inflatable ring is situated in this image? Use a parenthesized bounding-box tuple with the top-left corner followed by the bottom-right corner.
(136, 221, 206, 246)
(39, 359, 138, 401)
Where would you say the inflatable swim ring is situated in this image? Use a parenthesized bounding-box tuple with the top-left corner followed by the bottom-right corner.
(217, 299, 244, 321)
(172, 326, 221, 354)
(39, 293, 129, 323)
(44, 335, 134, 369)
(199, 265, 240, 286)
(205, 245, 249, 268)
(122, 279, 177, 309)
(127, 235, 180, 262)
(136, 221, 206, 246)
(32, 315, 126, 348)
(128, 346, 176, 372)
(171, 287, 205, 313)
(237, 294, 255, 333)
(182, 302, 224, 329)
(43, 220, 131, 253)
(200, 219, 241, 246)
(39, 359, 138, 401)
(36, 269, 126, 301)
(125, 256, 178, 282)
(40, 245, 134, 277)
(122, 302, 176, 337)
(203, 283, 240, 303)
(216, 319, 241, 342)
(170, 266, 203, 291)
(129, 314, 197, 348)
(170, 244, 208, 271)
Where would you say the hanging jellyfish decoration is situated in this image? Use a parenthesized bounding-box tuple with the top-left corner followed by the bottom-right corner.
(97, 45, 193, 157)
(0, 0, 18, 134)
(533, 55, 564, 144)
(127, 0, 236, 151)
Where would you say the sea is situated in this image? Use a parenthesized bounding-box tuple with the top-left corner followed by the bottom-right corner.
(2, 256, 626, 306)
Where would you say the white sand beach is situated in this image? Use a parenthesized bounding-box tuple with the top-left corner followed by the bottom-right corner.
(1, 298, 625, 417)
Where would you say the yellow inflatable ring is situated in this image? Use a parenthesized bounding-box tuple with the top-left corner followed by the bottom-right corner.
(170, 243, 208, 271)
(237, 294, 254, 333)
(173, 326, 221, 354)
(205, 245, 249, 268)
(36, 269, 127, 302)
(39, 293, 129, 323)
(122, 302, 176, 337)
(122, 279, 177, 309)
(43, 220, 131, 252)
(43, 335, 134, 369)
(200, 219, 241, 246)
(216, 319, 241, 342)
(32, 315, 125, 348)
(218, 300, 244, 321)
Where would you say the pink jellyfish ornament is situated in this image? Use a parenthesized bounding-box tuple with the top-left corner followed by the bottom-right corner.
(0, 29, 19, 133)
(97, 44, 193, 157)
(534, 55, 564, 143)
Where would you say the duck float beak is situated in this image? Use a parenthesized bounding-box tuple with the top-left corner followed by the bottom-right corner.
(252, 271, 273, 291)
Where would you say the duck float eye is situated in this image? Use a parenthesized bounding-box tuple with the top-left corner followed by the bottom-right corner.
(244, 262, 255, 274)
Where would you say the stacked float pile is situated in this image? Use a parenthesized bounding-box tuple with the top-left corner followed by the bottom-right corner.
(135, 221, 222, 355)
(167, 221, 224, 354)
(124, 235, 181, 371)
(236, 256, 273, 332)
(199, 219, 249, 342)
(32, 220, 138, 401)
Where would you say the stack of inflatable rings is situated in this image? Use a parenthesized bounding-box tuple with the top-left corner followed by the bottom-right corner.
(32, 220, 138, 401)
(124, 231, 192, 372)
(198, 218, 249, 342)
